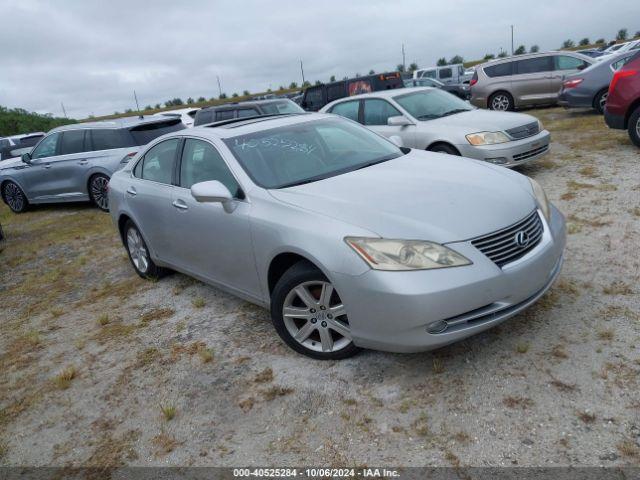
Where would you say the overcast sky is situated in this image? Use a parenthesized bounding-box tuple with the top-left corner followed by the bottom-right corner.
(1, 0, 638, 118)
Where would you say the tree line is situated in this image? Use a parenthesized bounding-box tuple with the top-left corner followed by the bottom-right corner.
(0, 105, 75, 137)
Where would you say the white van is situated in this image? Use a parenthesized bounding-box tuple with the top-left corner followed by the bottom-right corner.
(413, 64, 473, 84)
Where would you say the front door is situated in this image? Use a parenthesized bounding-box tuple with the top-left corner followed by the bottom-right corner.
(362, 98, 415, 147)
(169, 138, 260, 297)
(19, 132, 62, 200)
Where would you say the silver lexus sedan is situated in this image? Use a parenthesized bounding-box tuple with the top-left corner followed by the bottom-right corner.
(321, 87, 550, 167)
(108, 113, 566, 359)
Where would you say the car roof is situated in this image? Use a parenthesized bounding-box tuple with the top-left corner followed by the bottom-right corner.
(51, 115, 179, 133)
(478, 50, 592, 69)
(182, 112, 330, 139)
(156, 107, 200, 115)
(326, 86, 434, 103)
(200, 99, 294, 112)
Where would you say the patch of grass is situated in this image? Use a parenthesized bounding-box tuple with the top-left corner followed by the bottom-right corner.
(238, 397, 255, 412)
(152, 432, 178, 456)
(598, 328, 615, 341)
(432, 358, 444, 374)
(49, 307, 65, 318)
(567, 223, 582, 234)
(578, 166, 598, 178)
(159, 403, 176, 421)
(560, 191, 576, 201)
(412, 413, 430, 437)
(602, 281, 633, 296)
(136, 347, 160, 367)
(140, 307, 175, 326)
(261, 386, 294, 401)
(98, 313, 110, 326)
(617, 440, 640, 458)
(175, 321, 186, 333)
(577, 410, 596, 424)
(192, 297, 206, 308)
(254, 367, 274, 383)
(551, 344, 569, 359)
(550, 379, 577, 392)
(630, 207, 640, 217)
(503, 396, 534, 409)
(198, 347, 214, 364)
(343, 398, 357, 406)
(53, 366, 77, 390)
(516, 342, 529, 354)
(23, 330, 41, 347)
(453, 431, 471, 444)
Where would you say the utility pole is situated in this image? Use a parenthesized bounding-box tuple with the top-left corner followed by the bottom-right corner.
(216, 76, 222, 98)
(300, 60, 305, 85)
(133, 90, 142, 118)
(510, 25, 514, 56)
(402, 43, 406, 71)
(61, 102, 67, 118)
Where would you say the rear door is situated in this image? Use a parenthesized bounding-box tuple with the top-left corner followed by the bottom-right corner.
(51, 129, 91, 198)
(125, 138, 181, 261)
(511, 56, 554, 105)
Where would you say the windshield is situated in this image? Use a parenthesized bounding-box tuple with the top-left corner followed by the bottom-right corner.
(394, 90, 473, 120)
(223, 118, 403, 189)
(259, 100, 305, 115)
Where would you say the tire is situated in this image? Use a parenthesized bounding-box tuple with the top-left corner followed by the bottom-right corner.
(593, 89, 608, 114)
(489, 91, 514, 111)
(628, 105, 640, 148)
(88, 174, 110, 211)
(123, 220, 166, 280)
(270, 261, 360, 360)
(2, 181, 29, 213)
(429, 143, 461, 156)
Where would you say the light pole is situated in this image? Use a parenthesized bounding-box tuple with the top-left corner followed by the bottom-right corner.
(402, 43, 406, 71)
(300, 60, 306, 86)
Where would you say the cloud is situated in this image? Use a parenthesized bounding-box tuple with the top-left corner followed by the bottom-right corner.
(0, 0, 637, 118)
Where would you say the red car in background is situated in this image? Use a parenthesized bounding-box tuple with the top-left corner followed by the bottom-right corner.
(604, 50, 640, 147)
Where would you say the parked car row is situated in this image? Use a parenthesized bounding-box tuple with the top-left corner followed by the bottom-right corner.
(0, 132, 45, 160)
(403, 77, 470, 100)
(107, 113, 565, 359)
(193, 99, 304, 126)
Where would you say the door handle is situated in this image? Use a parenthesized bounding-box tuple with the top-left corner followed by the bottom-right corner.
(126, 187, 137, 196)
(78, 160, 88, 165)
(172, 199, 188, 210)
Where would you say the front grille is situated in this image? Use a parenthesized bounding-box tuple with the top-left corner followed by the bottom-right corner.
(506, 121, 540, 140)
(513, 144, 548, 161)
(471, 210, 543, 267)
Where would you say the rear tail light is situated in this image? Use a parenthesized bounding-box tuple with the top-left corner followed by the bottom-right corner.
(610, 69, 638, 93)
(563, 78, 584, 89)
(469, 72, 478, 87)
(120, 151, 138, 164)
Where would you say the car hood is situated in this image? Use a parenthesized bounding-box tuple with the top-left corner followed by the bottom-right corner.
(269, 150, 536, 243)
(0, 157, 27, 171)
(426, 109, 537, 133)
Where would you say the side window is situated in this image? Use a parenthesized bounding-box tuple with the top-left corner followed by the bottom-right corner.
(237, 108, 258, 118)
(458, 66, 465, 76)
(31, 132, 61, 159)
(439, 68, 453, 79)
(59, 130, 86, 155)
(363, 99, 402, 126)
(554, 55, 588, 71)
(326, 84, 346, 102)
(329, 101, 360, 122)
(612, 56, 632, 71)
(515, 57, 553, 74)
(216, 110, 234, 121)
(91, 129, 128, 151)
(133, 158, 143, 178)
(179, 139, 240, 196)
(484, 62, 513, 78)
(304, 88, 323, 108)
(140, 138, 180, 184)
(423, 70, 437, 79)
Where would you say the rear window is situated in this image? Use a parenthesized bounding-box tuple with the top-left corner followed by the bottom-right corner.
(484, 62, 513, 77)
(194, 110, 214, 126)
(258, 101, 305, 115)
(303, 88, 324, 109)
(128, 118, 185, 146)
(216, 110, 235, 121)
(237, 108, 259, 118)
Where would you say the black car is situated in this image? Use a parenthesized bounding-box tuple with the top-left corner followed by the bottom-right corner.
(403, 77, 471, 100)
(0, 132, 45, 160)
(193, 99, 304, 126)
(301, 72, 404, 111)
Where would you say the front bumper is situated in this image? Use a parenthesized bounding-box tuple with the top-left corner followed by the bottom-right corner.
(454, 130, 551, 168)
(331, 205, 566, 353)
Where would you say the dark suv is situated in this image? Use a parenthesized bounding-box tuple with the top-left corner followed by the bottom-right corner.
(0, 132, 45, 160)
(193, 99, 304, 126)
(301, 72, 404, 111)
(604, 51, 640, 147)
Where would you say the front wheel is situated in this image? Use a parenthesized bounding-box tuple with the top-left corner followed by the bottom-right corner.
(2, 181, 29, 213)
(489, 92, 514, 111)
(270, 261, 360, 360)
(123, 220, 166, 280)
(628, 106, 640, 148)
(89, 174, 110, 211)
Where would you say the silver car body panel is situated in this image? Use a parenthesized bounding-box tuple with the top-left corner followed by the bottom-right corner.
(108, 113, 565, 353)
(320, 88, 551, 167)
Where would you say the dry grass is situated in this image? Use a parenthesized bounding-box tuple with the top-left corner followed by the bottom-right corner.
(577, 411, 596, 424)
(261, 386, 294, 401)
(578, 166, 599, 178)
(159, 403, 177, 421)
(597, 329, 615, 341)
(98, 313, 110, 326)
(254, 367, 274, 383)
(617, 440, 640, 458)
(550, 379, 577, 392)
(503, 396, 534, 409)
(551, 344, 569, 359)
(516, 342, 529, 354)
(152, 432, 178, 456)
(136, 347, 160, 368)
(192, 297, 206, 308)
(412, 413, 430, 437)
(53, 366, 77, 390)
(602, 281, 634, 296)
(140, 307, 175, 325)
(238, 397, 255, 412)
(432, 358, 445, 374)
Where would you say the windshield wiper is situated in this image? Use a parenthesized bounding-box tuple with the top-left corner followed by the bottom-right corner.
(352, 153, 402, 172)
(416, 114, 438, 120)
(441, 109, 470, 117)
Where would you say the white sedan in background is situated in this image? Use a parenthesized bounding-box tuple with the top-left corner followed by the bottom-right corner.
(153, 107, 200, 127)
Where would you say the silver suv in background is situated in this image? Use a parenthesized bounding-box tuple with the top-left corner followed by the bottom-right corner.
(0, 132, 45, 160)
(413, 64, 472, 85)
(470, 52, 593, 110)
(0, 116, 184, 213)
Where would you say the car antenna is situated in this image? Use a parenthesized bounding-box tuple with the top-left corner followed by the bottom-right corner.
(133, 90, 143, 119)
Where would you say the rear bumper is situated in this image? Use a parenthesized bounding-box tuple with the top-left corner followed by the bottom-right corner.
(604, 108, 625, 129)
(558, 90, 593, 109)
(455, 130, 551, 168)
(331, 206, 566, 353)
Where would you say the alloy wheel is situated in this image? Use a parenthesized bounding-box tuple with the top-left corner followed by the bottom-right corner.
(636, 116, 640, 139)
(4, 183, 25, 212)
(599, 92, 608, 112)
(491, 94, 510, 111)
(126, 227, 149, 273)
(282, 280, 351, 353)
(90, 176, 109, 210)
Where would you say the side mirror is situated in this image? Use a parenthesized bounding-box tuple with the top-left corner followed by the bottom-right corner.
(191, 180, 233, 204)
(388, 135, 404, 148)
(387, 115, 414, 127)
(21, 152, 32, 164)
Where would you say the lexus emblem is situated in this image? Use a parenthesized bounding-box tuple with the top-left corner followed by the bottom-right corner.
(514, 231, 529, 248)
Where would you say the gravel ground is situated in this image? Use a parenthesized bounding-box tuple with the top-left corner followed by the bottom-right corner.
(0, 107, 639, 468)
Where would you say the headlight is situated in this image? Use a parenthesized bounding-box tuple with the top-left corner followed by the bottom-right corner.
(465, 131, 510, 145)
(345, 237, 472, 271)
(529, 177, 550, 221)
